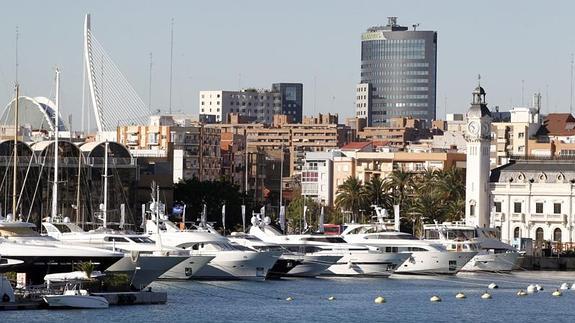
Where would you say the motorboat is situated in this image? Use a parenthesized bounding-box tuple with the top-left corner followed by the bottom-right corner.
(249, 217, 410, 277)
(41, 221, 211, 288)
(0, 218, 125, 285)
(228, 232, 341, 278)
(43, 272, 109, 309)
(422, 222, 520, 272)
(145, 218, 279, 281)
(341, 223, 477, 275)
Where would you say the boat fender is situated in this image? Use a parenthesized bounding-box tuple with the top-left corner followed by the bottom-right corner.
(430, 295, 441, 302)
(455, 292, 466, 299)
(552, 289, 562, 297)
(488, 283, 498, 289)
(481, 292, 491, 299)
(285, 296, 294, 301)
(327, 296, 336, 301)
(516, 290, 527, 297)
(560, 283, 569, 290)
(374, 296, 385, 304)
(526, 284, 537, 293)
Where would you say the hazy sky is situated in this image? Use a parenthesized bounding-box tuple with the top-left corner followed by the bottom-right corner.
(1, 0, 575, 129)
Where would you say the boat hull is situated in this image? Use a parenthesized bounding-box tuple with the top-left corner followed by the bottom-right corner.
(283, 254, 341, 277)
(159, 255, 214, 280)
(192, 250, 279, 281)
(43, 295, 109, 309)
(106, 255, 188, 289)
(323, 252, 410, 276)
(461, 251, 520, 272)
(395, 251, 477, 275)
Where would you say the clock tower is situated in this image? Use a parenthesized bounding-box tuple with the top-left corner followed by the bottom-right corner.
(465, 82, 492, 228)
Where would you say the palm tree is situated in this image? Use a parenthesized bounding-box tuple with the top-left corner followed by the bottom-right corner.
(383, 169, 414, 209)
(335, 176, 366, 221)
(436, 167, 465, 201)
(363, 176, 392, 209)
(407, 191, 446, 236)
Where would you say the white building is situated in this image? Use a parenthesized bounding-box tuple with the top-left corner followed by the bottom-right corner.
(490, 159, 575, 248)
(301, 151, 341, 206)
(198, 89, 281, 124)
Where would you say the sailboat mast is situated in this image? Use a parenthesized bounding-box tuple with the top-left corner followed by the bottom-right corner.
(51, 68, 60, 220)
(12, 84, 19, 218)
(103, 140, 109, 228)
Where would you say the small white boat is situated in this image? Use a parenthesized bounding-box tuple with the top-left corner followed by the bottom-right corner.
(43, 283, 109, 309)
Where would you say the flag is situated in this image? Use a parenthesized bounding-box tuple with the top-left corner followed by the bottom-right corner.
(303, 205, 308, 231)
(279, 205, 286, 232)
(241, 205, 246, 232)
(319, 206, 325, 233)
(221, 204, 226, 234)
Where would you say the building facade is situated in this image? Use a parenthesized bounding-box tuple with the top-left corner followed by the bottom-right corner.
(358, 17, 437, 126)
(490, 159, 575, 251)
(199, 83, 303, 125)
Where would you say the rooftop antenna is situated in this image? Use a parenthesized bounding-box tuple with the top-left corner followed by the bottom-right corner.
(412, 23, 419, 31)
(148, 52, 153, 113)
(570, 54, 574, 114)
(169, 18, 174, 115)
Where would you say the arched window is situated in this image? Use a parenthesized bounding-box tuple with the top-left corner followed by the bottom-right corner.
(514, 227, 520, 239)
(535, 227, 544, 242)
(553, 228, 562, 242)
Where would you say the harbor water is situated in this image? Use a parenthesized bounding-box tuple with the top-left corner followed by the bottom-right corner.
(3, 271, 574, 322)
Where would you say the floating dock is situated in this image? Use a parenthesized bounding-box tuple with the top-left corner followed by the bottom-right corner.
(0, 291, 166, 311)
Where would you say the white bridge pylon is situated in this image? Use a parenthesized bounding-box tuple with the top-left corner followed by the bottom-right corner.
(84, 14, 149, 132)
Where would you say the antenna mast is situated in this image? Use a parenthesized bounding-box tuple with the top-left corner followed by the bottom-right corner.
(169, 18, 174, 114)
(15, 26, 19, 84)
(12, 84, 19, 218)
(52, 68, 61, 220)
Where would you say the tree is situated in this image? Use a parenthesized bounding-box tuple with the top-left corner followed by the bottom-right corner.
(335, 176, 366, 221)
(383, 169, 414, 211)
(173, 178, 255, 231)
(286, 195, 321, 234)
(363, 176, 392, 209)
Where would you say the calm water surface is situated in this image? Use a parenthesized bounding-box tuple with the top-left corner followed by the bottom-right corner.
(3, 271, 575, 322)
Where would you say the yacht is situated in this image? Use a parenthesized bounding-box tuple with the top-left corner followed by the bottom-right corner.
(0, 218, 125, 285)
(341, 224, 477, 275)
(248, 217, 410, 277)
(41, 221, 212, 287)
(228, 232, 341, 278)
(422, 222, 520, 272)
(145, 219, 279, 281)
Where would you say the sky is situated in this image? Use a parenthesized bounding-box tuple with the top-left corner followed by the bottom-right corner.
(1, 0, 575, 130)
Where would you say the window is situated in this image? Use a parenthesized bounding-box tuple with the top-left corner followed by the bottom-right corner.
(518, 132, 524, 138)
(535, 202, 543, 214)
(535, 228, 544, 242)
(514, 202, 522, 213)
(494, 202, 502, 213)
(470, 205, 475, 216)
(513, 227, 520, 239)
(553, 228, 562, 242)
(553, 203, 561, 214)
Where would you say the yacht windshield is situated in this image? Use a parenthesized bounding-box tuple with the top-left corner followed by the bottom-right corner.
(446, 230, 475, 240)
(129, 237, 155, 244)
(302, 237, 347, 243)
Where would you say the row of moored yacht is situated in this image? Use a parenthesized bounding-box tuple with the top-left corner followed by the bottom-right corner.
(0, 212, 521, 289)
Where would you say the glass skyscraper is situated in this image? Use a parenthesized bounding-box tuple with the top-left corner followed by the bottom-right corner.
(357, 17, 437, 126)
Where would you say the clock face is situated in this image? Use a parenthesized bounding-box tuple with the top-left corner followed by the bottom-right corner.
(468, 121, 480, 136)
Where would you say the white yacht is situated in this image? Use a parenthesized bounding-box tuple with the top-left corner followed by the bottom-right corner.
(0, 219, 125, 285)
(423, 222, 520, 272)
(228, 232, 341, 278)
(41, 221, 212, 287)
(341, 224, 477, 275)
(145, 219, 279, 281)
(249, 218, 410, 277)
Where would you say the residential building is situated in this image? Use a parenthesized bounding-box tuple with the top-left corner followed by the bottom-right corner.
(358, 116, 431, 147)
(117, 115, 221, 183)
(301, 151, 341, 206)
(358, 17, 437, 126)
(199, 83, 303, 125)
